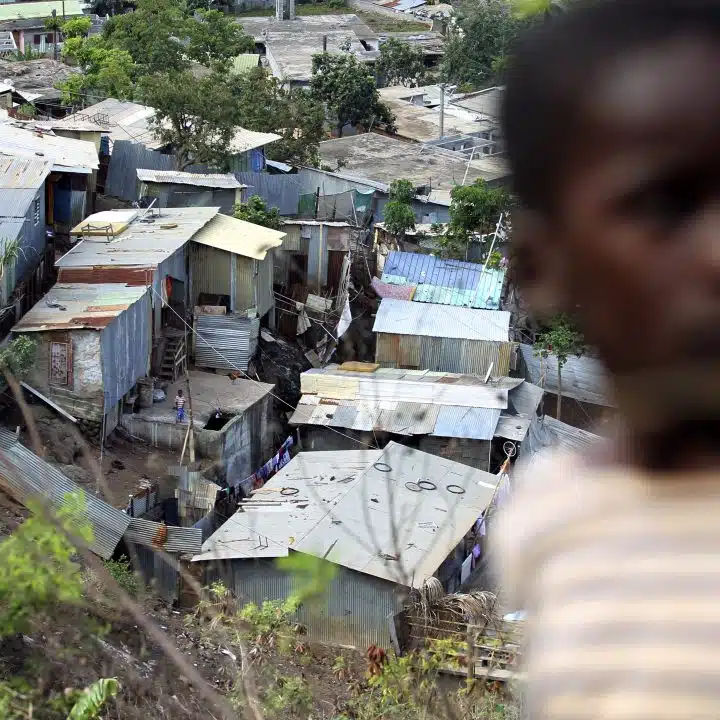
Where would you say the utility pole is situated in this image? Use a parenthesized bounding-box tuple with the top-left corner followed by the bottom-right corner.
(52, 9, 58, 61)
(184, 325, 196, 464)
(439, 83, 445, 139)
(62, 0, 66, 19)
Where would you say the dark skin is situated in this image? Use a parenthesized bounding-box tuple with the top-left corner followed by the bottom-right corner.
(514, 38, 720, 470)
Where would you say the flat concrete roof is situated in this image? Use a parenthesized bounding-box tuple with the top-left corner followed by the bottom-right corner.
(318, 133, 510, 197)
(379, 87, 496, 143)
(238, 14, 379, 83)
(237, 14, 377, 40)
(131, 370, 274, 427)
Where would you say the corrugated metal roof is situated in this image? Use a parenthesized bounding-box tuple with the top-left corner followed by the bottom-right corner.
(381, 251, 505, 309)
(192, 213, 285, 261)
(196, 449, 380, 562)
(432, 405, 500, 440)
(0, 0, 84, 21)
(0, 428, 130, 559)
(124, 517, 202, 554)
(0, 155, 52, 189)
(291, 368, 534, 440)
(0, 122, 98, 173)
(56, 207, 219, 269)
(136, 169, 243, 189)
(373, 298, 510, 341)
(519, 343, 615, 407)
(197, 442, 497, 588)
(517, 415, 603, 471)
(0, 188, 37, 219)
(230, 127, 281, 154)
(230, 53, 260, 75)
(494, 380, 544, 442)
(60, 99, 159, 148)
(13, 283, 149, 332)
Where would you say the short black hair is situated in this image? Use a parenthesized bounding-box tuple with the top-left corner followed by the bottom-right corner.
(503, 0, 720, 214)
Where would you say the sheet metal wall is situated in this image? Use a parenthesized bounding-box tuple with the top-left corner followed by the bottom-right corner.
(195, 314, 260, 371)
(235, 255, 255, 313)
(256, 251, 274, 319)
(128, 543, 179, 604)
(207, 558, 403, 648)
(14, 187, 45, 284)
(142, 184, 236, 214)
(100, 290, 151, 410)
(190, 243, 231, 305)
(376, 334, 512, 375)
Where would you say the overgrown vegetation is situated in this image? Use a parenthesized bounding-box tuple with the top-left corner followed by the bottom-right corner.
(376, 38, 426, 88)
(233, 195, 281, 230)
(310, 52, 395, 137)
(383, 179, 417, 238)
(436, 180, 512, 260)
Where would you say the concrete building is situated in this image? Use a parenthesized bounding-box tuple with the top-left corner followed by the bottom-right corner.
(192, 441, 500, 647)
(12, 283, 151, 434)
(317, 133, 510, 210)
(137, 169, 246, 215)
(290, 365, 542, 471)
(238, 15, 379, 88)
(0, 0, 87, 56)
(379, 85, 502, 154)
(373, 298, 514, 375)
(122, 370, 275, 485)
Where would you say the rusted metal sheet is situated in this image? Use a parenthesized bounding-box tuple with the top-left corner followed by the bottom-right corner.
(398, 335, 421, 368)
(57, 266, 155, 286)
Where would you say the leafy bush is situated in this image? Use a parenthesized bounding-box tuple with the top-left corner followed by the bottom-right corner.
(0, 492, 93, 636)
(263, 675, 313, 718)
(103, 556, 138, 596)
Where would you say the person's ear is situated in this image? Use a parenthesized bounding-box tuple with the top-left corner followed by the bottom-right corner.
(510, 209, 570, 320)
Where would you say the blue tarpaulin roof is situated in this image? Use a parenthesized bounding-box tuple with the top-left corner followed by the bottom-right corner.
(380, 251, 505, 309)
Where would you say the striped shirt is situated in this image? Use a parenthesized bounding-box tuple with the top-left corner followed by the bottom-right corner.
(493, 449, 720, 720)
(175, 395, 185, 409)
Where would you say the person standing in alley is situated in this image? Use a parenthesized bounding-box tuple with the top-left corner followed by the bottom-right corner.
(174, 389, 186, 423)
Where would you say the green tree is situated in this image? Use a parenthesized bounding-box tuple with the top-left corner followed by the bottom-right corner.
(442, 0, 521, 88)
(139, 70, 239, 169)
(62, 15, 92, 38)
(383, 179, 417, 238)
(534, 314, 586, 418)
(233, 195, 281, 230)
(311, 52, 395, 136)
(438, 179, 510, 259)
(60, 37, 135, 105)
(184, 9, 255, 68)
(102, 0, 189, 75)
(232, 67, 325, 166)
(376, 38, 426, 87)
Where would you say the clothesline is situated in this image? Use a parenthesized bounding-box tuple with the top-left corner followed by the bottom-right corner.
(228, 436, 295, 496)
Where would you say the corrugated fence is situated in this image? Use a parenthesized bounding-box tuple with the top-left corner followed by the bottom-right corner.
(195, 313, 260, 371)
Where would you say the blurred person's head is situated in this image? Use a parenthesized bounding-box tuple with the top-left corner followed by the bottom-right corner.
(504, 0, 720, 437)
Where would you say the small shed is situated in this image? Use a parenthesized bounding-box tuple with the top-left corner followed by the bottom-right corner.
(276, 220, 353, 295)
(193, 441, 499, 648)
(12, 283, 151, 435)
(137, 169, 246, 215)
(188, 213, 285, 319)
(373, 298, 515, 376)
(289, 365, 543, 471)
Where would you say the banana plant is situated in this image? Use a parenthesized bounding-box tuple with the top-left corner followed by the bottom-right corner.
(67, 678, 119, 720)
